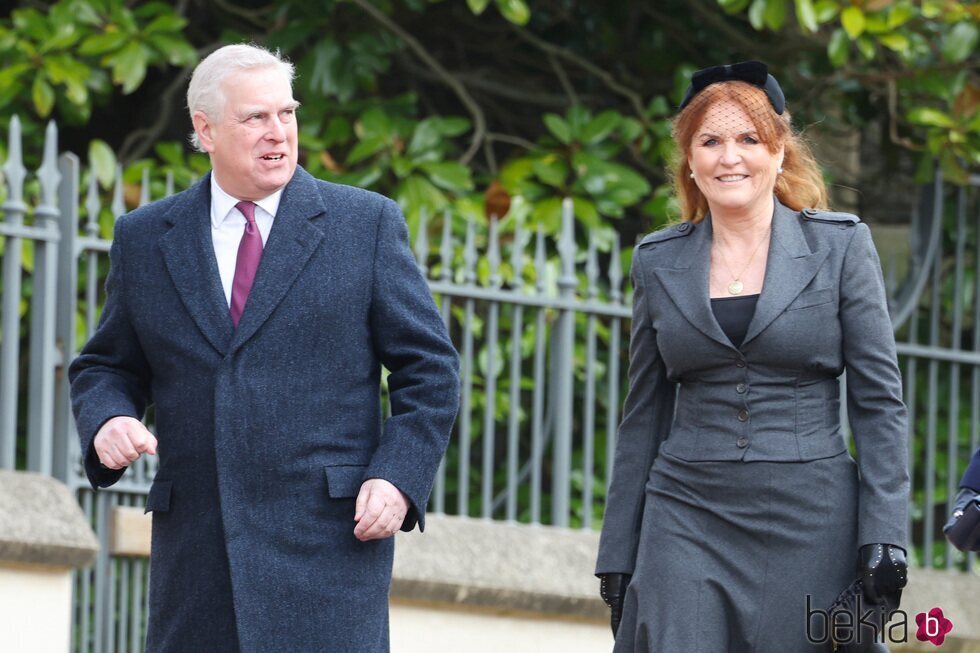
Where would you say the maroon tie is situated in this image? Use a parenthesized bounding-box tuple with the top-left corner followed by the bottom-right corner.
(230, 201, 263, 327)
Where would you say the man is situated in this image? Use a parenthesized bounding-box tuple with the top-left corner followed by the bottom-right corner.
(945, 447, 980, 552)
(69, 44, 459, 652)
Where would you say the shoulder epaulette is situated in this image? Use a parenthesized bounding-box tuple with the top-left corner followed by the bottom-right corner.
(800, 208, 860, 225)
(639, 222, 695, 247)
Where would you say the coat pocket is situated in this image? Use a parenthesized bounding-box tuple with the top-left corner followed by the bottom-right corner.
(144, 479, 172, 514)
(324, 464, 368, 498)
(786, 287, 833, 311)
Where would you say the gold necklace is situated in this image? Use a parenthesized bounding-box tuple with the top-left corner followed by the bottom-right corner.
(716, 228, 770, 295)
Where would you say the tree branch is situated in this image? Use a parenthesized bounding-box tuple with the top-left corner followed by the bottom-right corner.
(117, 64, 195, 163)
(509, 24, 647, 120)
(350, 0, 487, 165)
(548, 52, 578, 106)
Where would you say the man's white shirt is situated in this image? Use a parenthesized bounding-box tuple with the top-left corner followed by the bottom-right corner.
(209, 174, 282, 307)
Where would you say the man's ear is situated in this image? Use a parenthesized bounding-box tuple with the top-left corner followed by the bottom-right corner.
(192, 111, 215, 152)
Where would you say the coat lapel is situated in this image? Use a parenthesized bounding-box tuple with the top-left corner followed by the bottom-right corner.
(647, 218, 735, 350)
(158, 174, 234, 355)
(227, 167, 326, 354)
(742, 200, 829, 347)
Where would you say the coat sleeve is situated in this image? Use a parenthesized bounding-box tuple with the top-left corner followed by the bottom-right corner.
(839, 222, 910, 549)
(364, 199, 460, 532)
(960, 447, 980, 492)
(596, 252, 676, 575)
(68, 218, 153, 490)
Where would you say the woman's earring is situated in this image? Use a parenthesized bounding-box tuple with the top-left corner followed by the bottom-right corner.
(777, 167, 784, 174)
(689, 172, 695, 178)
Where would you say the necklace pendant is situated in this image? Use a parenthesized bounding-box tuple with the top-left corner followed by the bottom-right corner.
(728, 280, 744, 295)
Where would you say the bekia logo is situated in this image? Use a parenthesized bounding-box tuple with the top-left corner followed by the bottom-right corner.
(807, 595, 954, 648)
(916, 608, 953, 646)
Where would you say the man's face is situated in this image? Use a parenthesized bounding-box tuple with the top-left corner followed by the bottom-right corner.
(193, 66, 299, 201)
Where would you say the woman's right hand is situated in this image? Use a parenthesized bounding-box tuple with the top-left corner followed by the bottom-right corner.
(598, 573, 631, 636)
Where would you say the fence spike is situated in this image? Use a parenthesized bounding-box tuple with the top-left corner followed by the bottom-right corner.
(440, 208, 453, 283)
(557, 197, 577, 296)
(534, 225, 545, 295)
(415, 205, 429, 275)
(586, 229, 598, 300)
(165, 171, 174, 197)
(511, 217, 524, 289)
(488, 216, 501, 288)
(111, 165, 125, 221)
(139, 167, 151, 207)
(463, 212, 477, 285)
(2, 115, 27, 205)
(609, 231, 622, 304)
(37, 121, 61, 211)
(85, 172, 101, 237)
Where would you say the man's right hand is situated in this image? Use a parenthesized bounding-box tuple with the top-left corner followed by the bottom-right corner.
(93, 416, 157, 469)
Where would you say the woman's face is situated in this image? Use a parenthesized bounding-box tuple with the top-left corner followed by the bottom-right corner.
(688, 99, 784, 218)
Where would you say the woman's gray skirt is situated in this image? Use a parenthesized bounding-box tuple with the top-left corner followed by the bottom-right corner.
(614, 450, 870, 653)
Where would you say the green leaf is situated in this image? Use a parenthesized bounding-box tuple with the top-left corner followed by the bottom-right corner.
(109, 41, 148, 93)
(89, 139, 117, 190)
(856, 35, 876, 60)
(942, 22, 978, 64)
(356, 108, 392, 140)
(878, 32, 908, 52)
(813, 0, 839, 23)
(408, 118, 442, 155)
(887, 5, 914, 29)
(543, 113, 572, 144)
(146, 34, 198, 66)
(467, 0, 491, 14)
(748, 0, 767, 30)
(531, 155, 568, 188)
(920, 0, 941, 19)
(795, 0, 818, 32)
(346, 135, 387, 165)
(580, 111, 621, 145)
(32, 73, 54, 117)
(143, 14, 187, 34)
(906, 107, 956, 128)
(78, 31, 129, 56)
(718, 0, 751, 11)
(841, 6, 865, 39)
(419, 161, 474, 192)
(433, 117, 471, 137)
(863, 14, 890, 35)
(828, 28, 850, 67)
(0, 63, 32, 91)
(764, 0, 788, 30)
(571, 197, 602, 229)
(495, 0, 531, 25)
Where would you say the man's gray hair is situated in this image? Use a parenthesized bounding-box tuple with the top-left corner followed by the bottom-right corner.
(187, 43, 295, 152)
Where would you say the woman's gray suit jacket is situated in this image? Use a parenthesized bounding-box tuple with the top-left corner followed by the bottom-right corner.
(596, 199, 909, 577)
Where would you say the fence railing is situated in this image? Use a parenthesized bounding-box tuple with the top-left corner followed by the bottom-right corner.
(1, 116, 978, 651)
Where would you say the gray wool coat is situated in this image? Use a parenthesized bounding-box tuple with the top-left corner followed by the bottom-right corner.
(596, 199, 910, 578)
(69, 167, 460, 653)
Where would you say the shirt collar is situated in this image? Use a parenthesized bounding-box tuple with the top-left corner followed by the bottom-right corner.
(210, 173, 285, 227)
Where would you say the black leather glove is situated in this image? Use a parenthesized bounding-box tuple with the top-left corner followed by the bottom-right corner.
(598, 572, 630, 637)
(944, 487, 980, 551)
(943, 487, 976, 533)
(859, 543, 907, 606)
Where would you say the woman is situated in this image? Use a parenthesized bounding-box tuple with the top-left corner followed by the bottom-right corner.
(596, 62, 910, 652)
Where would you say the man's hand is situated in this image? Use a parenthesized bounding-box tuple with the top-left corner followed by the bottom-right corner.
(93, 416, 157, 469)
(353, 478, 409, 542)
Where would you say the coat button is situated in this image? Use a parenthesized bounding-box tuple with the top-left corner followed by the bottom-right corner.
(678, 223, 690, 232)
(736, 437, 749, 448)
(735, 359, 746, 368)
(737, 409, 749, 422)
(736, 382, 747, 394)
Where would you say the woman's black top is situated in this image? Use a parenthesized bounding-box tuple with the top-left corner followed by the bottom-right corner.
(710, 294, 760, 349)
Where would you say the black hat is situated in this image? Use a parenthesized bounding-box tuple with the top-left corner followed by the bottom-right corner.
(679, 61, 785, 115)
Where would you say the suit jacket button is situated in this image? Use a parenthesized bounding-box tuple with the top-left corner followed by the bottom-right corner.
(736, 437, 749, 448)
(737, 409, 749, 422)
(735, 359, 746, 368)
(736, 382, 747, 394)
